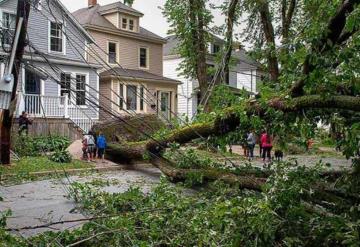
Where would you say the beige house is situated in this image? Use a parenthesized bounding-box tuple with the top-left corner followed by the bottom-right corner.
(73, 0, 180, 121)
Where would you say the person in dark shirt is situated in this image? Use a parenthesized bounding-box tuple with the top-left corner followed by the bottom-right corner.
(18, 111, 32, 135)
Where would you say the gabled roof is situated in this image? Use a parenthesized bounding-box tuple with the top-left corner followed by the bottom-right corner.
(100, 68, 181, 85)
(98, 1, 143, 17)
(0, 0, 95, 43)
(164, 35, 262, 69)
(73, 4, 164, 43)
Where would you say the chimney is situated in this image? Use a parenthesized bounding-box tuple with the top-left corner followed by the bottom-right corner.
(88, 0, 97, 7)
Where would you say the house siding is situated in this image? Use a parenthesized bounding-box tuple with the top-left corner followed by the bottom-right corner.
(88, 29, 163, 76)
(0, 0, 99, 120)
(163, 58, 196, 119)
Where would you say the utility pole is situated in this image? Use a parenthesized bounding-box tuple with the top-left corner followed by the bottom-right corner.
(0, 0, 31, 165)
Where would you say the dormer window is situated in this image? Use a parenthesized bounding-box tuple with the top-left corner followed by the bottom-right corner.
(129, 19, 134, 31)
(121, 17, 136, 32)
(122, 18, 127, 29)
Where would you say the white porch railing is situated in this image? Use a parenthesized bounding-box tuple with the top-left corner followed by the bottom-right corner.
(18, 93, 96, 133)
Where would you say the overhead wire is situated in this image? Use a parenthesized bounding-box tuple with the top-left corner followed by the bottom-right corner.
(34, 0, 240, 167)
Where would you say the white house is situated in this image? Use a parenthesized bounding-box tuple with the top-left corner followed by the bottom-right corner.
(163, 35, 263, 119)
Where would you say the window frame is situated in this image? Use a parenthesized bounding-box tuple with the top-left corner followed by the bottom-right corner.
(48, 20, 66, 55)
(121, 17, 136, 32)
(1, 10, 17, 47)
(107, 40, 118, 65)
(126, 84, 138, 111)
(60, 72, 72, 105)
(212, 44, 220, 54)
(75, 74, 87, 106)
(139, 47, 149, 69)
(59, 71, 89, 108)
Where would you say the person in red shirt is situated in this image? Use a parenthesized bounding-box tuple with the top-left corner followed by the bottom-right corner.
(261, 131, 273, 163)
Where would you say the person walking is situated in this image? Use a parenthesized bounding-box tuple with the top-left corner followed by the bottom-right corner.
(90, 130, 98, 159)
(82, 134, 89, 161)
(18, 111, 33, 135)
(97, 132, 107, 163)
(247, 130, 256, 161)
(259, 130, 265, 157)
(261, 131, 273, 164)
(84, 131, 96, 162)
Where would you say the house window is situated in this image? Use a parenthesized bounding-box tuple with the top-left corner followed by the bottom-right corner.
(212, 44, 220, 54)
(2, 12, 16, 46)
(140, 86, 144, 111)
(139, 47, 148, 68)
(76, 74, 86, 106)
(119, 83, 124, 110)
(129, 19, 134, 31)
(108, 42, 117, 64)
(60, 73, 71, 100)
(122, 18, 127, 29)
(126, 85, 137, 110)
(50, 22, 63, 53)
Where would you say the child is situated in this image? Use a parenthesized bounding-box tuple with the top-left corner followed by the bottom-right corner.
(97, 132, 107, 163)
(82, 134, 89, 161)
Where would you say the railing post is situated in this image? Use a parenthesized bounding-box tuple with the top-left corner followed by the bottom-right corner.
(64, 94, 69, 118)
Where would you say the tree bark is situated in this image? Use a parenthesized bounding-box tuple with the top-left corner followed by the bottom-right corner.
(189, 0, 209, 109)
(258, 0, 280, 82)
(106, 95, 360, 162)
(221, 0, 239, 85)
(281, 0, 297, 41)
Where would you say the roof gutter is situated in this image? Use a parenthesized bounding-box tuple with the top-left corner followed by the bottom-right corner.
(100, 75, 182, 85)
(85, 25, 166, 44)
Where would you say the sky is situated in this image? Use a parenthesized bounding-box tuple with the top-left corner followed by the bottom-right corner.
(59, 0, 227, 38)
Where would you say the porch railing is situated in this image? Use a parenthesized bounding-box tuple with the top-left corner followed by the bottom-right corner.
(18, 93, 96, 133)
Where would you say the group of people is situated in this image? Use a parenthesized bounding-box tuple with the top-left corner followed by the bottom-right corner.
(82, 131, 107, 163)
(244, 130, 273, 163)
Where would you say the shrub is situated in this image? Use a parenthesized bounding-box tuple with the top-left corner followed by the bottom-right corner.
(49, 150, 72, 163)
(13, 135, 70, 157)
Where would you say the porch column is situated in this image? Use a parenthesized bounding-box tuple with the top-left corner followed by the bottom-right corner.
(64, 94, 69, 118)
(17, 92, 25, 117)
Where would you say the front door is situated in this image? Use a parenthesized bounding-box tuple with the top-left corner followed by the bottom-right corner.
(24, 70, 41, 114)
(159, 91, 171, 121)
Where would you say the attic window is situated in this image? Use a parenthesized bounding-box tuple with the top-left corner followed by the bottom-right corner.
(121, 17, 136, 32)
(129, 19, 134, 31)
(122, 18, 127, 29)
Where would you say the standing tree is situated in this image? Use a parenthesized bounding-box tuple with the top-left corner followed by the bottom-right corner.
(163, 0, 213, 102)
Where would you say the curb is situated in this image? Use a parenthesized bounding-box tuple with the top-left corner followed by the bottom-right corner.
(1, 165, 124, 180)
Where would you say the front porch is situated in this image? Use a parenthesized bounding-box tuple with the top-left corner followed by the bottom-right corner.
(17, 93, 96, 133)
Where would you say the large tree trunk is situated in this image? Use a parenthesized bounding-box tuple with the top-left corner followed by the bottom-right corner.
(221, 0, 239, 85)
(189, 0, 209, 110)
(107, 95, 360, 162)
(258, 0, 280, 82)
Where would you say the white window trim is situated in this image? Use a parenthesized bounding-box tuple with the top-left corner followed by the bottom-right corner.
(48, 20, 66, 55)
(107, 40, 119, 65)
(139, 46, 149, 70)
(22, 67, 45, 96)
(58, 71, 89, 108)
(116, 82, 146, 113)
(121, 16, 136, 32)
(0, 9, 17, 48)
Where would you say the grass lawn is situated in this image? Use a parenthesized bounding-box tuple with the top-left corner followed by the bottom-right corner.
(0, 157, 94, 175)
